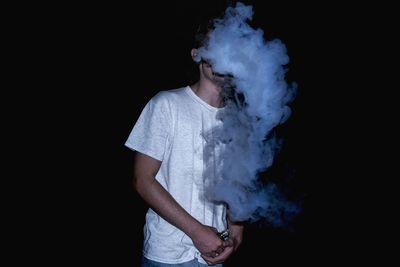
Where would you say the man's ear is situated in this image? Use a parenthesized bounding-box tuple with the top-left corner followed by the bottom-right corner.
(191, 48, 199, 62)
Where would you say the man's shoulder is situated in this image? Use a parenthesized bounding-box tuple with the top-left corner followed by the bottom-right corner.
(151, 86, 189, 104)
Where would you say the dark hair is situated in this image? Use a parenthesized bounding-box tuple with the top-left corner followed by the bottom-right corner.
(192, 0, 232, 48)
(193, 17, 215, 48)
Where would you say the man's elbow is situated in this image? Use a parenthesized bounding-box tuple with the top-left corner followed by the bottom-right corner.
(132, 152, 161, 193)
(132, 172, 145, 193)
(132, 171, 154, 194)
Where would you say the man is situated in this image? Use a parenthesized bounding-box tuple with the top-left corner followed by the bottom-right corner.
(125, 14, 243, 267)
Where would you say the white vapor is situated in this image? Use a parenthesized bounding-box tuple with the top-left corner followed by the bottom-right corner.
(199, 2, 299, 226)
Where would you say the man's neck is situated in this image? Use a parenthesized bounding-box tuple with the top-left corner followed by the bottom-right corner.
(190, 81, 224, 108)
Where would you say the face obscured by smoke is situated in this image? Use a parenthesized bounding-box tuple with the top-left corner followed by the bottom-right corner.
(199, 2, 299, 227)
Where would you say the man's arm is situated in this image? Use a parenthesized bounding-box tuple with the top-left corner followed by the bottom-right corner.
(133, 151, 226, 255)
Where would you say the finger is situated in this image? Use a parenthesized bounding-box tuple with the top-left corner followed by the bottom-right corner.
(201, 254, 214, 262)
(202, 254, 219, 266)
(214, 246, 234, 260)
(203, 251, 220, 258)
(223, 238, 234, 247)
(203, 246, 234, 263)
(215, 246, 225, 254)
(203, 252, 213, 258)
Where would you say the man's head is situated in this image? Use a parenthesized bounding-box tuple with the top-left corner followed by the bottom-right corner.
(185, 1, 232, 85)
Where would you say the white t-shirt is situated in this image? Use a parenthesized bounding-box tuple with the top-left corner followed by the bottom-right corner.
(125, 86, 227, 264)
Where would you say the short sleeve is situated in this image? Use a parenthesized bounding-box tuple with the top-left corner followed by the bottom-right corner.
(124, 94, 171, 161)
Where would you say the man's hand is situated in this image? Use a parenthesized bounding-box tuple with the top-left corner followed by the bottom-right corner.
(227, 219, 244, 251)
(190, 225, 227, 258)
(201, 218, 244, 265)
(201, 238, 234, 266)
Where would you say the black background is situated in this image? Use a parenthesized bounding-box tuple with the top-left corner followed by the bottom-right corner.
(16, 0, 390, 265)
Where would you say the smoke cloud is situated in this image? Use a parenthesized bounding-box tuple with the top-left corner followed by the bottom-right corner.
(199, 2, 300, 227)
